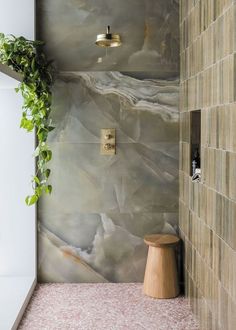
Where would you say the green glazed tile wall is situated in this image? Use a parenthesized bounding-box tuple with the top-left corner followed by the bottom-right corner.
(180, 1, 236, 329)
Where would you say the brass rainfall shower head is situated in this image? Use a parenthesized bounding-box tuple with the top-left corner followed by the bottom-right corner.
(95, 25, 122, 48)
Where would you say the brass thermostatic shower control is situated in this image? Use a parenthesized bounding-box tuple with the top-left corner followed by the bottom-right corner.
(101, 128, 116, 155)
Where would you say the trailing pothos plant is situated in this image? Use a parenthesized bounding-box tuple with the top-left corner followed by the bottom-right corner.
(0, 34, 54, 205)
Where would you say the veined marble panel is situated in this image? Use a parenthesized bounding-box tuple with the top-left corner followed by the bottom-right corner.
(38, 72, 179, 282)
(49, 72, 179, 144)
(38, 213, 177, 283)
(37, 0, 179, 76)
(39, 142, 178, 214)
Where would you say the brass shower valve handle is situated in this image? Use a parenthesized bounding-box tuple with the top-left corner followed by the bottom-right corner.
(104, 133, 112, 140)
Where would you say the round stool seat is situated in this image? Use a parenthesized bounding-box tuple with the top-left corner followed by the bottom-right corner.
(144, 234, 180, 248)
(143, 233, 180, 299)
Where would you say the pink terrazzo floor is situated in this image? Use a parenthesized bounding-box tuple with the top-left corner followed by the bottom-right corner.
(19, 283, 199, 330)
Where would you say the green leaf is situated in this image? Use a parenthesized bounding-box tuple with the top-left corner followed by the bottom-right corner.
(20, 118, 34, 132)
(33, 176, 40, 185)
(41, 150, 48, 159)
(45, 185, 52, 194)
(35, 186, 43, 197)
(34, 40, 45, 46)
(33, 146, 40, 157)
(38, 130, 48, 142)
(25, 194, 38, 206)
(41, 149, 52, 162)
(44, 169, 51, 178)
(31, 57, 36, 71)
(46, 150, 52, 161)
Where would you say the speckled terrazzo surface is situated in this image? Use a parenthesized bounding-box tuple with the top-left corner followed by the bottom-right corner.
(18, 284, 199, 330)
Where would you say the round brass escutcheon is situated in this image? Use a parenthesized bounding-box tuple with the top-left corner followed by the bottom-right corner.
(104, 143, 114, 150)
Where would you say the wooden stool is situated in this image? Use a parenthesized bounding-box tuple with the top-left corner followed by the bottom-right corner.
(143, 234, 180, 299)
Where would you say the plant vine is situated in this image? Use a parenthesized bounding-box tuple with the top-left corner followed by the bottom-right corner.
(0, 34, 54, 205)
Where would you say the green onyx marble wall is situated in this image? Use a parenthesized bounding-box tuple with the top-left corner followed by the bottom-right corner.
(36, 0, 179, 77)
(37, 1, 180, 283)
(180, 1, 236, 329)
(38, 72, 179, 282)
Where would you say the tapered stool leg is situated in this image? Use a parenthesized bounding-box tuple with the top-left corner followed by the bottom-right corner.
(143, 245, 179, 299)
